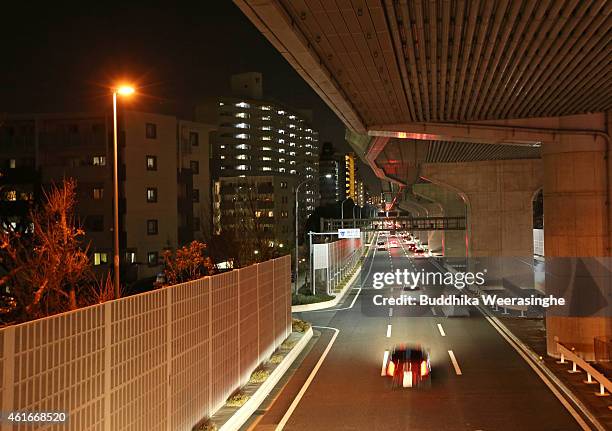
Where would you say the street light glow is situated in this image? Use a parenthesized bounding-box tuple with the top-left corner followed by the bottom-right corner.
(116, 85, 135, 96)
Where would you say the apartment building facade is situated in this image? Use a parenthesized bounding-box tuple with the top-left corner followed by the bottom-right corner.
(0, 112, 214, 281)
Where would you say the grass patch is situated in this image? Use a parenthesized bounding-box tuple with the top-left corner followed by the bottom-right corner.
(226, 391, 250, 407)
(292, 318, 311, 333)
(281, 339, 297, 350)
(249, 369, 270, 384)
(269, 354, 284, 364)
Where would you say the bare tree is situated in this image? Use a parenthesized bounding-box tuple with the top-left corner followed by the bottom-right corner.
(0, 179, 93, 323)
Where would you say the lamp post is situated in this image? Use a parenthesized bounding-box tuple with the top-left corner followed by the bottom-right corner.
(112, 85, 135, 299)
(295, 179, 312, 294)
(341, 197, 349, 228)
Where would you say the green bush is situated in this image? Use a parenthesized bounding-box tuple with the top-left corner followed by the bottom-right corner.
(281, 339, 297, 350)
(249, 369, 270, 384)
(292, 318, 311, 333)
(226, 391, 250, 407)
(269, 354, 283, 364)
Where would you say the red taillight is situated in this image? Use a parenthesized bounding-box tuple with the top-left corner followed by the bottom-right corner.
(420, 360, 429, 376)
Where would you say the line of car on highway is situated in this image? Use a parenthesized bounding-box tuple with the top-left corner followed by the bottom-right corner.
(376, 231, 428, 255)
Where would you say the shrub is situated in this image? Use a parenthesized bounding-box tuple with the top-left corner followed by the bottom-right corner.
(226, 391, 250, 407)
(193, 419, 217, 431)
(281, 339, 297, 350)
(249, 369, 270, 384)
(269, 354, 283, 364)
(292, 318, 311, 333)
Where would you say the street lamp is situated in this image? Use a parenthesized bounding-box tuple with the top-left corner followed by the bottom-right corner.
(295, 179, 312, 294)
(112, 85, 135, 299)
(341, 197, 349, 228)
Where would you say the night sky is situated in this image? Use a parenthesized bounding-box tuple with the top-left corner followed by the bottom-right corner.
(1, 2, 378, 188)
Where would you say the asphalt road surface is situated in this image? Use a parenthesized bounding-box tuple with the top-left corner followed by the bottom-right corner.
(244, 234, 584, 431)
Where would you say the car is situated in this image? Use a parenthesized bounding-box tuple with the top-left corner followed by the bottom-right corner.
(384, 344, 431, 388)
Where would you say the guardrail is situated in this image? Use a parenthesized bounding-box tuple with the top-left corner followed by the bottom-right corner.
(556, 342, 612, 398)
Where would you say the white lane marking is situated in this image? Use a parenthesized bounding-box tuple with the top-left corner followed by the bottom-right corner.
(388, 307, 393, 317)
(381, 350, 390, 376)
(437, 323, 446, 337)
(386, 324, 392, 338)
(483, 314, 595, 431)
(276, 326, 340, 431)
(448, 350, 462, 375)
(431, 307, 437, 316)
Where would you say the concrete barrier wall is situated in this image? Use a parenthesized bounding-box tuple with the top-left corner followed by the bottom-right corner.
(0, 255, 291, 431)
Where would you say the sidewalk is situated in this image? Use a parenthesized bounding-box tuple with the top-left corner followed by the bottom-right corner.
(491, 312, 612, 429)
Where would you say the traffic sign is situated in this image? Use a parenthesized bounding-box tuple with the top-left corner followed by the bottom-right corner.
(338, 228, 361, 239)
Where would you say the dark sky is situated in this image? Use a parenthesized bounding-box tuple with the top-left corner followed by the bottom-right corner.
(0, 2, 377, 189)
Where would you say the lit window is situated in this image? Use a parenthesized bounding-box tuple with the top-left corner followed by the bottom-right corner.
(93, 252, 108, 266)
(262, 147, 272, 151)
(235, 102, 250, 108)
(261, 126, 271, 131)
(146, 155, 157, 171)
(262, 116, 271, 121)
(147, 252, 159, 266)
(289, 115, 296, 119)
(236, 144, 250, 150)
(262, 156, 272, 161)
(235, 133, 249, 139)
(9, 159, 16, 169)
(235, 112, 248, 118)
(219, 102, 225, 106)
(290, 169, 297, 174)
(288, 124, 296, 129)
(289, 142, 296, 147)
(279, 168, 286, 173)
(236, 165, 249, 171)
(220, 145, 226, 149)
(278, 129, 285, 134)
(260, 106, 271, 111)
(5, 190, 17, 201)
(146, 187, 158, 203)
(220, 155, 226, 159)
(262, 167, 272, 171)
(236, 154, 249, 160)
(290, 161, 296, 165)
(279, 149, 285, 153)
(235, 123, 249, 129)
(277, 110, 285, 115)
(289, 151, 296, 156)
(279, 158, 285, 163)
(93, 187, 104, 200)
(268, 211, 274, 217)
(262, 136, 271, 141)
(278, 139, 285, 144)
(92, 156, 106, 166)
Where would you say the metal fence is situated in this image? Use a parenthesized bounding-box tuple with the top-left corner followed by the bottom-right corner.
(0, 255, 292, 431)
(312, 237, 363, 295)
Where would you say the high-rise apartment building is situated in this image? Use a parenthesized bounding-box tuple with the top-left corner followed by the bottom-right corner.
(319, 142, 340, 206)
(198, 72, 320, 248)
(0, 112, 214, 281)
(343, 152, 357, 202)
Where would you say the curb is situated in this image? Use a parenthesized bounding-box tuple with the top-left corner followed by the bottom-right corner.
(218, 327, 314, 431)
(291, 266, 362, 312)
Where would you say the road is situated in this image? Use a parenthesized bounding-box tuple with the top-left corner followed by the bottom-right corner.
(244, 233, 585, 431)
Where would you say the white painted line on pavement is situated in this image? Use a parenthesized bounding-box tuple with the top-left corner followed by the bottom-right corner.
(388, 308, 393, 317)
(386, 324, 392, 338)
(381, 350, 389, 376)
(448, 350, 462, 375)
(437, 323, 446, 337)
(276, 326, 340, 431)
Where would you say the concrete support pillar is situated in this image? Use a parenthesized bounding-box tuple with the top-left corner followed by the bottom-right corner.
(543, 134, 612, 359)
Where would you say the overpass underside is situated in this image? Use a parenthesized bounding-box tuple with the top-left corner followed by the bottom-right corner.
(234, 0, 612, 359)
